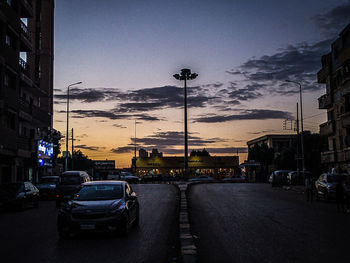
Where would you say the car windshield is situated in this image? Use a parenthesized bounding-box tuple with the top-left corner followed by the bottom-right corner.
(74, 184, 123, 201)
(0, 183, 23, 193)
(327, 175, 340, 183)
(40, 178, 59, 184)
(60, 175, 81, 185)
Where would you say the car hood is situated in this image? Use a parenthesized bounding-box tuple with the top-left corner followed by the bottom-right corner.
(70, 199, 124, 212)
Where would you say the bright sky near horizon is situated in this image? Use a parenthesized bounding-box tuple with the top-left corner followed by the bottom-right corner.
(53, 0, 350, 167)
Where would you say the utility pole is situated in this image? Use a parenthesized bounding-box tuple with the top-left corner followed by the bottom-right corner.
(71, 128, 74, 170)
(65, 81, 82, 171)
(296, 103, 300, 179)
(173, 69, 198, 180)
(134, 120, 137, 175)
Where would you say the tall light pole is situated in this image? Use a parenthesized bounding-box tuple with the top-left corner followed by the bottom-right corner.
(173, 69, 198, 180)
(65, 81, 82, 171)
(286, 80, 305, 173)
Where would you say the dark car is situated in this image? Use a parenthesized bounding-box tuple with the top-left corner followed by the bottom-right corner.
(315, 173, 346, 200)
(0, 182, 40, 210)
(287, 171, 311, 185)
(56, 171, 91, 207)
(189, 175, 214, 182)
(57, 181, 139, 238)
(268, 170, 292, 185)
(36, 176, 59, 199)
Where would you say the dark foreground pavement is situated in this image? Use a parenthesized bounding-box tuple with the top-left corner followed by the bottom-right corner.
(0, 184, 179, 263)
(188, 183, 350, 263)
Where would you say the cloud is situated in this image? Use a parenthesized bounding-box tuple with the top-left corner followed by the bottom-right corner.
(61, 109, 162, 122)
(75, 144, 105, 151)
(111, 146, 134, 154)
(194, 109, 293, 123)
(113, 124, 127, 129)
(248, 129, 277, 135)
(312, 1, 350, 37)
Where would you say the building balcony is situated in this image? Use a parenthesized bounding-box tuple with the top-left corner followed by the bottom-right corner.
(20, 21, 32, 51)
(318, 94, 332, 109)
(319, 121, 335, 136)
(344, 148, 350, 162)
(20, 0, 33, 18)
(317, 65, 329, 84)
(19, 57, 30, 77)
(18, 97, 33, 117)
(321, 151, 335, 163)
(32, 106, 50, 125)
(341, 111, 350, 128)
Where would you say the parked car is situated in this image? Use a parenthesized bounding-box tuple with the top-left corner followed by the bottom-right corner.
(57, 181, 139, 238)
(315, 173, 347, 200)
(55, 171, 91, 207)
(0, 182, 39, 210)
(189, 175, 214, 182)
(36, 176, 59, 199)
(286, 171, 311, 185)
(268, 170, 292, 185)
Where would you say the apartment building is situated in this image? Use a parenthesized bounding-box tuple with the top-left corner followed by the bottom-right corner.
(0, 0, 54, 183)
(318, 23, 350, 172)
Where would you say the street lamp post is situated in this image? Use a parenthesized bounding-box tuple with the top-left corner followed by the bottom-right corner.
(65, 81, 82, 171)
(286, 80, 305, 173)
(173, 69, 198, 180)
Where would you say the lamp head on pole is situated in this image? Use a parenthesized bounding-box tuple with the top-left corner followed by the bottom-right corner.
(173, 68, 198, 81)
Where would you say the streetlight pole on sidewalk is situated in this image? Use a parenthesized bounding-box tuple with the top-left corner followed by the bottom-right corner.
(173, 69, 198, 180)
(65, 81, 82, 171)
(286, 80, 305, 173)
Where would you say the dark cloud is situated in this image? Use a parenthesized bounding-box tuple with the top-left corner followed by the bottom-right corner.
(75, 144, 105, 151)
(312, 1, 350, 37)
(62, 110, 161, 122)
(249, 130, 277, 135)
(111, 146, 134, 154)
(113, 124, 127, 129)
(195, 109, 293, 123)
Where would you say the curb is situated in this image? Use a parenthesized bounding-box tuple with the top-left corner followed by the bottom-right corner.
(176, 182, 197, 263)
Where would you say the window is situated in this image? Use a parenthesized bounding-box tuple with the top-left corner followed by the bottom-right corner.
(5, 35, 11, 46)
(5, 111, 16, 130)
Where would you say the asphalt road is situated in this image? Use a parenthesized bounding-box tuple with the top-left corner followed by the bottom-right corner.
(0, 184, 179, 263)
(188, 183, 350, 263)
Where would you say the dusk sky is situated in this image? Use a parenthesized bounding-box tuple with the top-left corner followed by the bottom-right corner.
(53, 0, 350, 167)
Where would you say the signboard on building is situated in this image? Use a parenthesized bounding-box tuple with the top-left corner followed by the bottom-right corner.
(37, 140, 54, 167)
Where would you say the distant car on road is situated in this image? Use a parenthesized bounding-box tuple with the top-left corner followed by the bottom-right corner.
(57, 180, 139, 238)
(0, 182, 39, 210)
(36, 176, 59, 199)
(55, 171, 91, 207)
(315, 173, 347, 200)
(269, 170, 292, 185)
(189, 175, 214, 182)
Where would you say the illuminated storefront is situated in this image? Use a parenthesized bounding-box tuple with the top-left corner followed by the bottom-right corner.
(135, 156, 239, 179)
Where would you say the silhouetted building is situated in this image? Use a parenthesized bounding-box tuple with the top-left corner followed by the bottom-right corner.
(139, 148, 148, 158)
(0, 0, 54, 183)
(317, 23, 350, 172)
(150, 148, 163, 158)
(135, 155, 239, 179)
(247, 134, 297, 158)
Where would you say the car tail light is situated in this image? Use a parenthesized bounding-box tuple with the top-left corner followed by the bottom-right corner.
(56, 194, 60, 198)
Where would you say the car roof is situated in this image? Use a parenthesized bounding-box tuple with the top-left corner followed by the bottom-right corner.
(61, 171, 88, 176)
(41, 176, 59, 179)
(82, 180, 126, 186)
